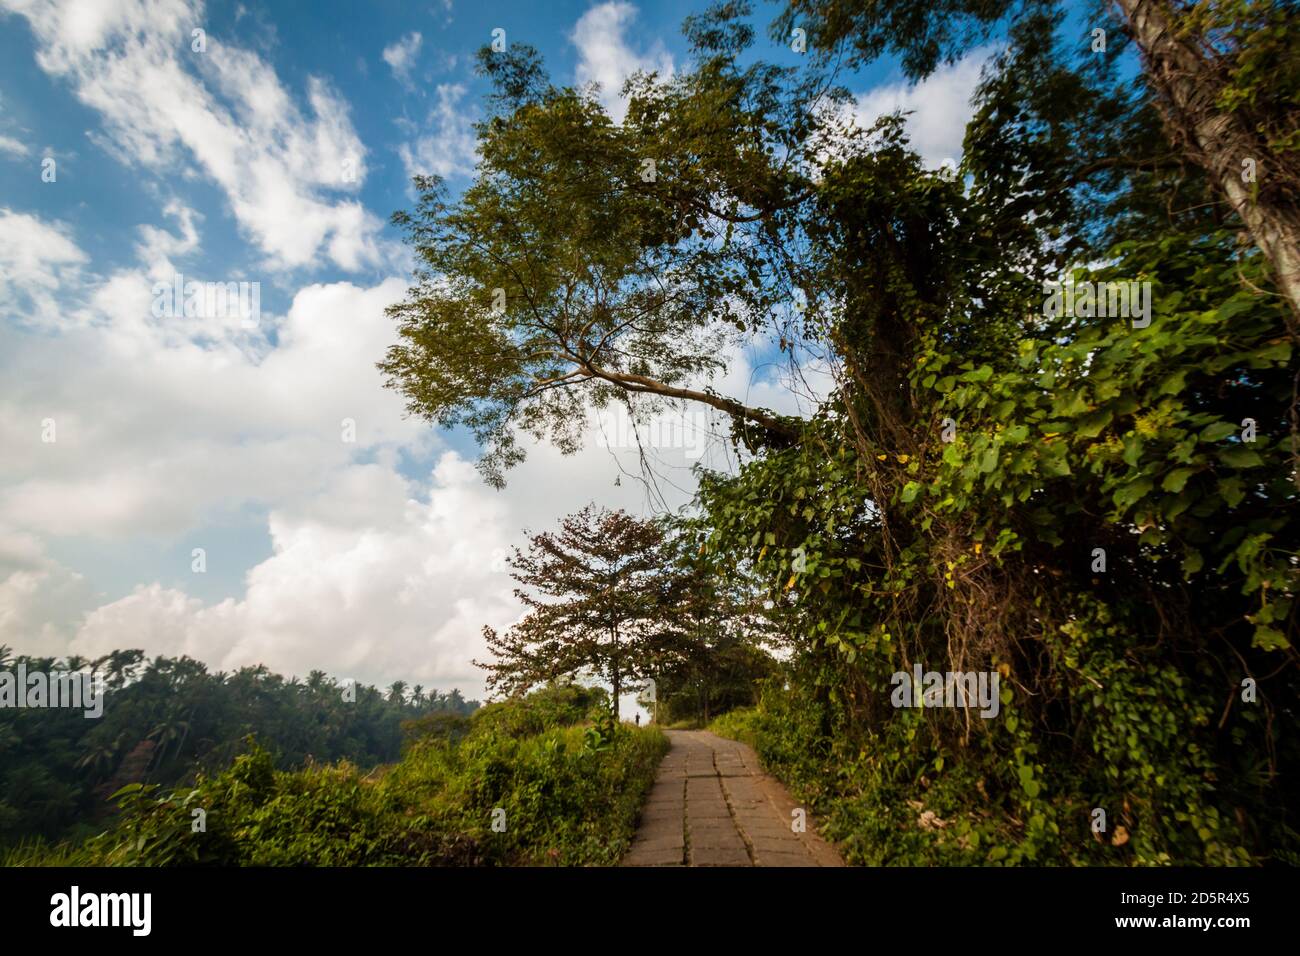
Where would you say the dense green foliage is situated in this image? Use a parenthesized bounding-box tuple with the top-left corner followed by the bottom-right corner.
(683, 0, 1300, 866)
(380, 0, 1297, 866)
(6, 683, 667, 867)
(0, 647, 476, 850)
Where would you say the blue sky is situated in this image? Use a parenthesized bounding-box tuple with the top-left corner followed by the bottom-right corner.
(0, 0, 992, 705)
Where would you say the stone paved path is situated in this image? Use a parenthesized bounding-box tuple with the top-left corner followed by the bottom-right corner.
(622, 730, 843, 867)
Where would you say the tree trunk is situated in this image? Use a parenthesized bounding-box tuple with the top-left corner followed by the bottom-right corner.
(610, 627, 620, 720)
(1115, 0, 1300, 328)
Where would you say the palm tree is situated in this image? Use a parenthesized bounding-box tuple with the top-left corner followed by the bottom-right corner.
(76, 732, 128, 779)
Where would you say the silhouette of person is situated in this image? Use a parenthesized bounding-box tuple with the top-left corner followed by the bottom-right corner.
(635, 713, 641, 726)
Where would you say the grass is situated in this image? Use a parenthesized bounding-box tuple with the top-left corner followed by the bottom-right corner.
(707, 707, 762, 749)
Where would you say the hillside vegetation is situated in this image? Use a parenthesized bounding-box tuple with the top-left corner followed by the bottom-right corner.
(6, 684, 666, 867)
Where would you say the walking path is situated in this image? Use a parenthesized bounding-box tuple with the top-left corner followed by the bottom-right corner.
(622, 729, 843, 867)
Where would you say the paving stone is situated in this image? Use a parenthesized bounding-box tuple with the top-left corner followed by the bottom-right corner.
(690, 846, 752, 867)
(688, 824, 746, 847)
(688, 807, 732, 823)
(624, 847, 685, 866)
(621, 729, 844, 867)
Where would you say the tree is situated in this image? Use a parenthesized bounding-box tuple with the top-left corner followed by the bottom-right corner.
(386, 0, 1297, 863)
(779, 0, 1300, 326)
(649, 524, 778, 723)
(379, 33, 838, 486)
(476, 506, 678, 717)
(1114, 0, 1300, 328)
(0, 649, 480, 848)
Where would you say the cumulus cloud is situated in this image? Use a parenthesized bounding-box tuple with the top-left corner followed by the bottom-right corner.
(43, 420, 744, 695)
(571, 1, 673, 123)
(850, 48, 993, 169)
(134, 201, 202, 280)
(0, 0, 385, 271)
(16, 427, 703, 694)
(0, 321, 813, 695)
(0, 207, 88, 328)
(0, 241, 427, 539)
(0, 522, 96, 648)
(63, 453, 519, 691)
(396, 83, 478, 183)
(382, 31, 422, 87)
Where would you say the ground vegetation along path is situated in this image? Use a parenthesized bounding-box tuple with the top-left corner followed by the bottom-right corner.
(621, 730, 844, 867)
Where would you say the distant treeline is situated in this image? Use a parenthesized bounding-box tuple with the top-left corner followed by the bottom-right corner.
(0, 646, 478, 847)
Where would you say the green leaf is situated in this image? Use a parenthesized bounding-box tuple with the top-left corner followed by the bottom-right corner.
(1218, 477, 1246, 508)
(1075, 408, 1113, 439)
(1164, 492, 1194, 521)
(1200, 422, 1236, 442)
(1161, 468, 1195, 493)
(1252, 625, 1290, 651)
(1218, 446, 1262, 468)
(1113, 477, 1153, 510)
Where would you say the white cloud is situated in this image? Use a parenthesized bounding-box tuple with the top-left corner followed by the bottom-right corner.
(0, 257, 427, 538)
(0, 324, 813, 694)
(0, 207, 88, 328)
(134, 200, 201, 279)
(63, 453, 520, 691)
(0, 0, 386, 271)
(396, 83, 477, 183)
(0, 525, 95, 648)
(571, 2, 673, 123)
(382, 31, 422, 87)
(850, 48, 992, 168)
(44, 424, 723, 694)
(0, 92, 26, 156)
